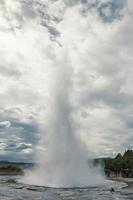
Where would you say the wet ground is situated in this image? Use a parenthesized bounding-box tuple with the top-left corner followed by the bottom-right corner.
(0, 176, 133, 200)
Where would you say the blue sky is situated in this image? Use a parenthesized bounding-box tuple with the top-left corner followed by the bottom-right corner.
(0, 118, 38, 161)
(0, 0, 133, 161)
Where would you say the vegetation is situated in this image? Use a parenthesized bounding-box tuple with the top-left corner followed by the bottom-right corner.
(0, 150, 132, 176)
(93, 149, 133, 173)
(0, 165, 22, 171)
(0, 161, 34, 175)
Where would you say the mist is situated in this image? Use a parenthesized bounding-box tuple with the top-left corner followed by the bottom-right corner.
(21, 47, 105, 187)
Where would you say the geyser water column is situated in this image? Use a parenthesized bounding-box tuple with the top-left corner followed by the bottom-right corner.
(0, 0, 105, 188)
(5, 0, 107, 187)
(22, 47, 104, 188)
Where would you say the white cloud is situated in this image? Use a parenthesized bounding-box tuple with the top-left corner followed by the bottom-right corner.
(0, 0, 132, 159)
(0, 121, 11, 128)
(0, 142, 6, 151)
(22, 148, 33, 154)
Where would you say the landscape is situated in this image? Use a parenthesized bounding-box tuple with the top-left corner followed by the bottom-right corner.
(0, 149, 133, 177)
(0, 0, 133, 199)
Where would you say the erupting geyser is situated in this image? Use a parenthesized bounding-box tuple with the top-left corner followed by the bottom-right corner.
(18, 0, 105, 188)
(22, 51, 105, 188)
(0, 0, 106, 188)
(0, 0, 132, 189)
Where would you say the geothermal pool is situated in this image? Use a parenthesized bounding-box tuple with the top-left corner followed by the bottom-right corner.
(0, 175, 132, 200)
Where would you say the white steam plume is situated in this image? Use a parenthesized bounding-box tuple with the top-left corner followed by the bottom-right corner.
(22, 43, 105, 187)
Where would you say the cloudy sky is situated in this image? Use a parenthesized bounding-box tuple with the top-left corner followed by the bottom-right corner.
(0, 0, 133, 161)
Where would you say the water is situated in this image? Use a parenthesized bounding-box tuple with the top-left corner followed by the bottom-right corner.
(0, 176, 132, 200)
